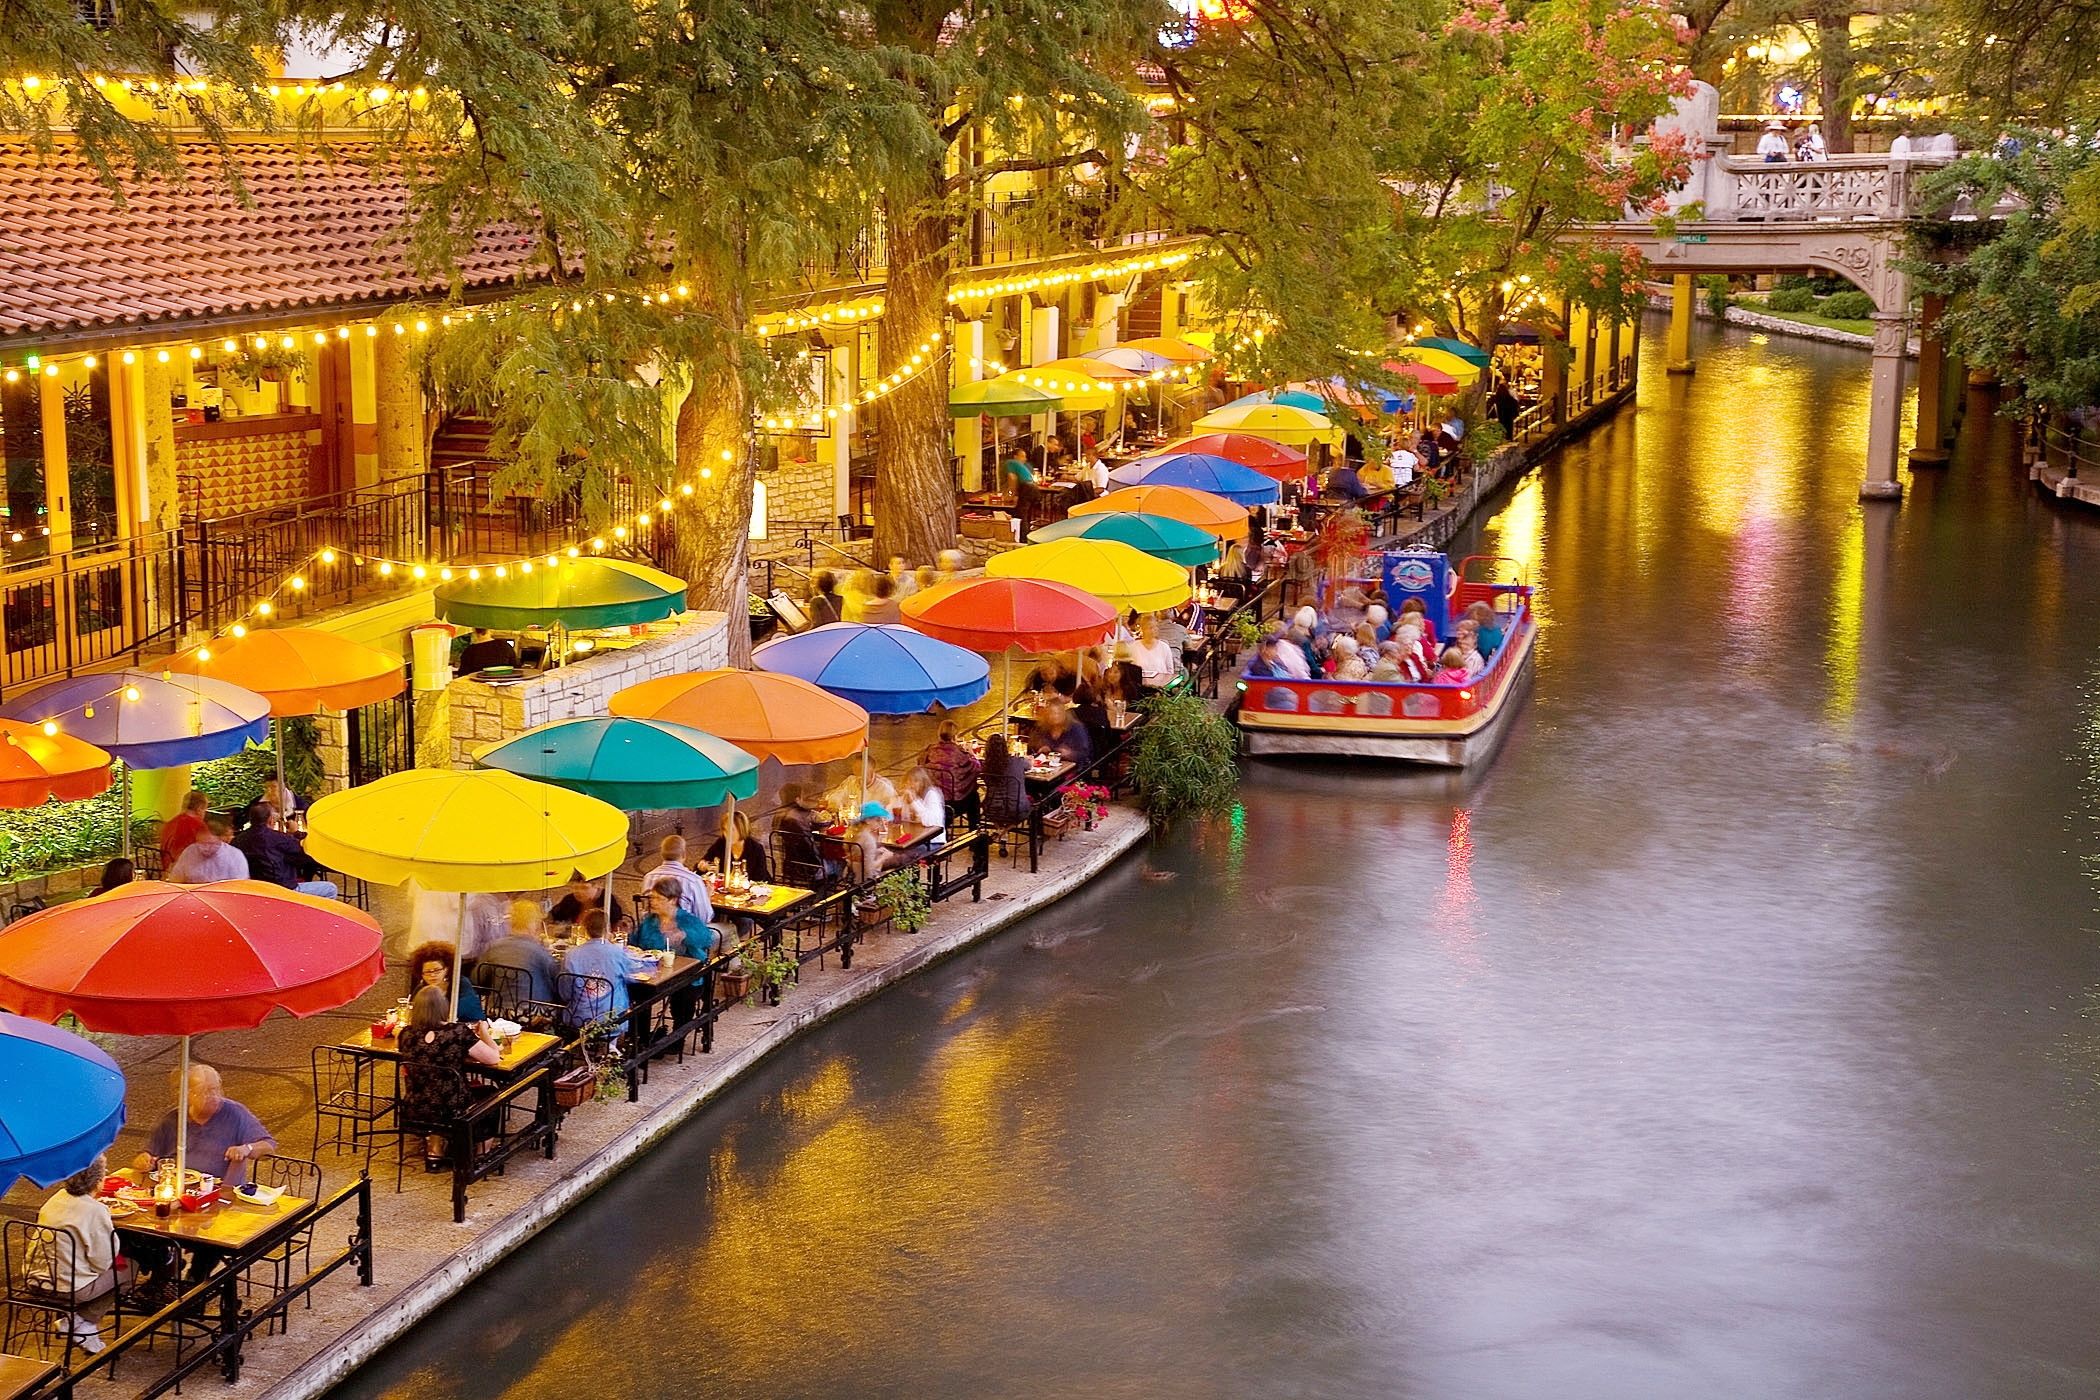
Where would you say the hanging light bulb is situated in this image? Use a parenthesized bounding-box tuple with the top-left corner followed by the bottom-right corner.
(123, 686, 141, 702)
(229, 624, 246, 638)
(257, 601, 274, 616)
(320, 549, 337, 566)
(411, 564, 427, 580)
(40, 721, 56, 737)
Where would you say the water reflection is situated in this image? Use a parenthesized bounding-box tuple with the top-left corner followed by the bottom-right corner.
(337, 321, 2100, 1400)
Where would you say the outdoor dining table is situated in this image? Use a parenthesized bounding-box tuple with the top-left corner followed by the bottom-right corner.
(0, 1354, 55, 1400)
(708, 882, 815, 921)
(339, 1027, 562, 1076)
(620, 952, 715, 1076)
(101, 1169, 314, 1255)
(880, 823, 943, 853)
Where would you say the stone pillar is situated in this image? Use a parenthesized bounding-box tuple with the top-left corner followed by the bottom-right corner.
(952, 320, 986, 491)
(1666, 275, 1696, 374)
(348, 331, 381, 487)
(139, 357, 180, 532)
(373, 328, 425, 482)
(1861, 314, 1909, 500)
(1908, 293, 1949, 466)
(1087, 291, 1126, 355)
(1027, 300, 1060, 442)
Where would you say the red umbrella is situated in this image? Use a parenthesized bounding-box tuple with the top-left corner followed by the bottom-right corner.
(1380, 359, 1462, 396)
(899, 576, 1117, 654)
(0, 880, 385, 1183)
(1157, 432, 1310, 482)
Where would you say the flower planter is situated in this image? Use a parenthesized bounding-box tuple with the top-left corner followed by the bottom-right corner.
(552, 1066, 597, 1109)
(715, 968, 752, 1002)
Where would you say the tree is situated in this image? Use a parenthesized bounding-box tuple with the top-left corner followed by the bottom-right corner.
(854, 0, 1163, 565)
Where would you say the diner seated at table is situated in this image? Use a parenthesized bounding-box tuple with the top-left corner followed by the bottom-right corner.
(477, 901, 562, 1005)
(1122, 616, 1181, 690)
(901, 767, 946, 838)
(166, 815, 248, 883)
(841, 803, 903, 882)
(398, 986, 502, 1173)
(235, 801, 338, 898)
(808, 571, 845, 626)
(862, 573, 903, 625)
(158, 788, 210, 871)
(923, 722, 982, 828)
(406, 941, 487, 1022)
(703, 809, 772, 882)
(635, 879, 722, 961)
(774, 784, 845, 883)
(34, 1154, 129, 1353)
(1037, 698, 1094, 770)
(457, 628, 519, 674)
(642, 835, 715, 922)
(825, 770, 899, 821)
(548, 870, 604, 926)
(135, 1064, 275, 1190)
(94, 858, 134, 895)
(563, 910, 655, 1024)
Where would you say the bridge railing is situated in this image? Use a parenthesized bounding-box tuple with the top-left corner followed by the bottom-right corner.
(1681, 151, 1958, 224)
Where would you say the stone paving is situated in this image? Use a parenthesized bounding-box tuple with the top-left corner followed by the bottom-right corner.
(1, 803, 1149, 1400)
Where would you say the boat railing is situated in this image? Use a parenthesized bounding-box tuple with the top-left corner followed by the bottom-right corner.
(1237, 593, 1532, 725)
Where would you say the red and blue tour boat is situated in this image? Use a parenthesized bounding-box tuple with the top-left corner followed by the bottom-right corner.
(1236, 550, 1537, 767)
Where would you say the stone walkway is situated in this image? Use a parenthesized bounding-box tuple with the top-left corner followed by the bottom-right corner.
(1, 806, 1150, 1400)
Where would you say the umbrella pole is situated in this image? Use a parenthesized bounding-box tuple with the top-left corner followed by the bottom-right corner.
(121, 765, 132, 861)
(451, 898, 466, 1019)
(173, 1034, 190, 1187)
(275, 715, 286, 797)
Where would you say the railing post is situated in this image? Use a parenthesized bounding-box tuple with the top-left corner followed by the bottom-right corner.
(357, 1174, 375, 1285)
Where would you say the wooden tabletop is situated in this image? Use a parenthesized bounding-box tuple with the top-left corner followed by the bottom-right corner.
(103, 1173, 311, 1253)
(1023, 760, 1075, 787)
(709, 883, 814, 917)
(881, 823, 942, 852)
(341, 1027, 560, 1075)
(0, 1354, 57, 1400)
(626, 953, 704, 988)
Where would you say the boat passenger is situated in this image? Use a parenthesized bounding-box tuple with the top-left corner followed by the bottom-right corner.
(1432, 647, 1471, 685)
(1246, 636, 1286, 679)
(1369, 644, 1405, 682)
(1452, 621, 1486, 679)
(1331, 635, 1370, 681)
(1392, 623, 1434, 680)
(1466, 600, 1505, 656)
(1397, 596, 1438, 645)
(1366, 604, 1390, 642)
(1276, 628, 1314, 679)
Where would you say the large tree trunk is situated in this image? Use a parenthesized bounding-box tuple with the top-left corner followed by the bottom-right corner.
(1815, 1, 1855, 153)
(872, 175, 960, 567)
(671, 282, 757, 666)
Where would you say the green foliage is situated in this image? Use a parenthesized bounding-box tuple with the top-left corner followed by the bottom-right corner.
(1767, 286, 1817, 313)
(1911, 132, 2100, 416)
(1818, 290, 1875, 321)
(1131, 691, 1238, 827)
(873, 870, 932, 935)
(1230, 610, 1265, 654)
(748, 942, 797, 1002)
(1701, 275, 1732, 319)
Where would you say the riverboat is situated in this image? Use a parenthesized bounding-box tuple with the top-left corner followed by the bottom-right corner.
(1236, 550, 1536, 767)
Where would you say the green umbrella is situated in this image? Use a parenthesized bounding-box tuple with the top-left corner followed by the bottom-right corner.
(435, 557, 686, 631)
(1029, 511, 1223, 568)
(474, 716, 759, 811)
(1414, 337, 1492, 368)
(949, 379, 1066, 418)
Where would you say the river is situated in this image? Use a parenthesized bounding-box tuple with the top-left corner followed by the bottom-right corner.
(332, 322, 2100, 1399)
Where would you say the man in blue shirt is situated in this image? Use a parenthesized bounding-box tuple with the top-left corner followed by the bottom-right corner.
(478, 901, 562, 1004)
(134, 1064, 275, 1189)
(562, 910, 655, 1024)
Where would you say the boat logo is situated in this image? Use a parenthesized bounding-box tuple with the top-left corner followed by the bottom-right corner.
(1391, 560, 1435, 591)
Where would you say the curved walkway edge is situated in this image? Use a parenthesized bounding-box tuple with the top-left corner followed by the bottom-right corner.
(266, 810, 1152, 1400)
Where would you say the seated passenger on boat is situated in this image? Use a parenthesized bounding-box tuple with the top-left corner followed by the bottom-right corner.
(1276, 629, 1314, 679)
(1330, 636, 1370, 681)
(1465, 600, 1505, 656)
(1452, 621, 1486, 679)
(1432, 647, 1471, 684)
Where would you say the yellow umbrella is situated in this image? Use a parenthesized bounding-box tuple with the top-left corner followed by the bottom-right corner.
(988, 538, 1192, 615)
(1394, 345, 1482, 382)
(306, 768, 627, 892)
(1191, 402, 1345, 447)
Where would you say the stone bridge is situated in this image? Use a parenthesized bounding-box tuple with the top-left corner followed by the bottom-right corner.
(1591, 127, 1967, 500)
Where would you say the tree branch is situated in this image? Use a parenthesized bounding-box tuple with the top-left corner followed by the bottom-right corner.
(942, 147, 1109, 195)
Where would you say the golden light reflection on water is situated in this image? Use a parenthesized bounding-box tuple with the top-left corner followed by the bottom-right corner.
(1824, 507, 1865, 723)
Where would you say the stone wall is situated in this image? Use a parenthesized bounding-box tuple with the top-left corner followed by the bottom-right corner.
(444, 611, 731, 768)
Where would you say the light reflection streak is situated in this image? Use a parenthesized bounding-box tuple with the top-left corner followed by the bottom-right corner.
(1825, 506, 1864, 723)
(1432, 808, 1480, 971)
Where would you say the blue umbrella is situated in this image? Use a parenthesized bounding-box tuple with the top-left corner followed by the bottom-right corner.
(753, 623, 990, 714)
(0, 1012, 126, 1191)
(0, 668, 270, 768)
(1108, 452, 1282, 507)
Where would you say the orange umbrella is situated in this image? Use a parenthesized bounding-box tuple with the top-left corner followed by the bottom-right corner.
(166, 627, 403, 717)
(609, 670, 868, 766)
(1071, 485, 1249, 540)
(1120, 336, 1212, 364)
(0, 721, 110, 807)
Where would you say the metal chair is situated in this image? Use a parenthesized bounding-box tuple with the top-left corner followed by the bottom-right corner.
(555, 973, 616, 1036)
(2, 1220, 110, 1365)
(240, 1157, 322, 1334)
(472, 964, 559, 1028)
(311, 1045, 391, 1169)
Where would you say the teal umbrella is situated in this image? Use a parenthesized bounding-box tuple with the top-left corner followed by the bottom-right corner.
(1222, 388, 1328, 413)
(435, 558, 686, 631)
(474, 716, 759, 811)
(1414, 337, 1492, 368)
(1030, 511, 1223, 567)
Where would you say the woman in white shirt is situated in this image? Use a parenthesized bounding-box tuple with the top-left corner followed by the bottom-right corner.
(35, 1155, 129, 1353)
(903, 767, 947, 838)
(1124, 616, 1181, 690)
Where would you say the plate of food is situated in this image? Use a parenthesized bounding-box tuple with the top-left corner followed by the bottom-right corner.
(104, 1197, 140, 1218)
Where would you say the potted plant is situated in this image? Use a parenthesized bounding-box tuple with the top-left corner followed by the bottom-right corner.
(1056, 782, 1110, 829)
(1229, 611, 1265, 667)
(749, 943, 797, 1006)
(873, 869, 931, 935)
(555, 1016, 625, 1107)
(1131, 691, 1239, 828)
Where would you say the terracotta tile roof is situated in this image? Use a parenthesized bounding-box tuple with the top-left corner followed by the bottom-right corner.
(0, 136, 542, 347)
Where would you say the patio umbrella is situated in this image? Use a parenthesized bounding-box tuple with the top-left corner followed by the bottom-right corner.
(1, 670, 271, 857)
(898, 576, 1118, 715)
(1029, 512, 1223, 568)
(166, 626, 405, 795)
(610, 670, 869, 767)
(988, 538, 1193, 615)
(1108, 452, 1282, 506)
(1071, 485, 1249, 540)
(475, 717, 760, 811)
(949, 380, 1064, 418)
(0, 880, 384, 1187)
(1158, 432, 1309, 479)
(1290, 379, 1411, 416)
(1390, 345, 1481, 382)
(1223, 388, 1327, 413)
(1192, 402, 1344, 447)
(1379, 359, 1462, 396)
(754, 624, 990, 714)
(306, 768, 626, 1014)
(1091, 345, 1179, 374)
(0, 1012, 126, 1191)
(1412, 337, 1492, 368)
(434, 557, 687, 632)
(1119, 336, 1211, 364)
(0, 720, 111, 808)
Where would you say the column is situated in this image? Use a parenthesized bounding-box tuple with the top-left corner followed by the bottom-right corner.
(1908, 293, 1949, 466)
(38, 371, 70, 554)
(373, 328, 425, 482)
(138, 356, 180, 533)
(1861, 314, 1909, 500)
(1027, 299, 1059, 443)
(952, 320, 986, 492)
(1087, 291, 1126, 354)
(348, 330, 381, 487)
(828, 336, 856, 519)
(1666, 274, 1696, 374)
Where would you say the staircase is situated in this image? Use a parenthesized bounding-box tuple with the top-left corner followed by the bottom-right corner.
(1119, 287, 1164, 341)
(429, 413, 497, 475)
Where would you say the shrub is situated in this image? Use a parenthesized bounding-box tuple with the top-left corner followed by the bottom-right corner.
(1766, 286, 1817, 313)
(1819, 290, 1875, 321)
(1700, 274, 1731, 318)
(1774, 274, 1815, 292)
(1132, 691, 1239, 827)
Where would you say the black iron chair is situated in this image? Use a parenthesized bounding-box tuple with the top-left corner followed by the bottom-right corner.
(240, 1157, 322, 1334)
(2, 1220, 112, 1365)
(310, 1044, 391, 1170)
